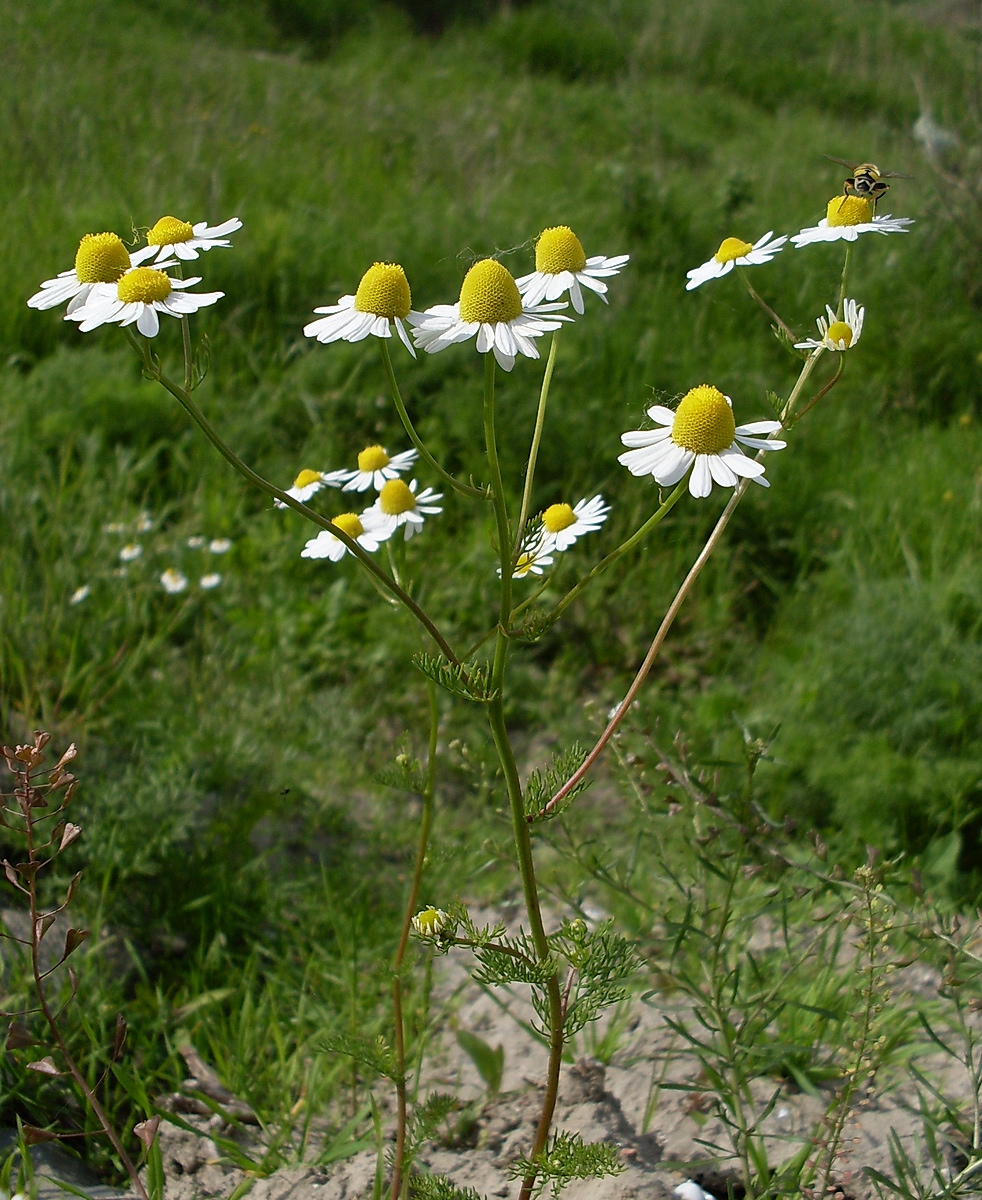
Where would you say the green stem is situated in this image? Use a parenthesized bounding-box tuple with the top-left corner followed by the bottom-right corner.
(389, 676, 439, 1200)
(789, 355, 845, 427)
(482, 352, 563, 1200)
(379, 339, 485, 500)
(545, 481, 688, 625)
(836, 244, 853, 318)
(514, 330, 561, 553)
(128, 333, 462, 671)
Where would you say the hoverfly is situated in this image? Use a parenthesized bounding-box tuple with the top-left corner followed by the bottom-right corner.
(825, 156, 912, 211)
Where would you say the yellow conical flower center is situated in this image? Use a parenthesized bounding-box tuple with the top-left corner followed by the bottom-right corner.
(825, 321, 853, 346)
(379, 479, 416, 516)
(357, 445, 391, 472)
(458, 259, 523, 325)
(542, 502, 576, 533)
(74, 233, 130, 284)
(331, 512, 364, 538)
(293, 469, 323, 489)
(515, 553, 536, 575)
(671, 385, 735, 454)
(147, 216, 194, 246)
(714, 237, 752, 264)
(535, 226, 587, 274)
(413, 907, 446, 935)
(117, 268, 172, 304)
(354, 262, 412, 319)
(826, 195, 873, 227)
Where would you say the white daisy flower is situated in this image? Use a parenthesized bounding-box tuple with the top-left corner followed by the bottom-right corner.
(104, 522, 127, 534)
(199, 573, 223, 589)
(119, 543, 142, 562)
(515, 225, 629, 315)
(160, 568, 188, 594)
(273, 468, 348, 508)
(411, 906, 450, 938)
(685, 231, 787, 291)
(791, 196, 913, 247)
(410, 258, 570, 372)
(187, 536, 206, 548)
(130, 215, 242, 265)
(618, 385, 786, 499)
(340, 445, 418, 493)
(69, 585, 91, 606)
(795, 298, 865, 352)
(135, 513, 154, 533)
(69, 266, 224, 338)
(28, 232, 133, 315)
(364, 478, 443, 541)
(300, 511, 391, 562)
(304, 262, 420, 356)
(209, 538, 232, 554)
(539, 495, 610, 552)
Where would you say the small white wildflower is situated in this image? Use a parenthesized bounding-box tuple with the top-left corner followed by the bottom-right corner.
(199, 573, 222, 589)
(685, 231, 787, 291)
(539, 495, 610, 552)
(209, 538, 232, 554)
(515, 225, 628, 314)
(619, 385, 785, 499)
(160, 568, 188, 594)
(131, 215, 242, 265)
(187, 535, 206, 548)
(304, 262, 420, 356)
(69, 585, 91, 605)
(795, 298, 865, 352)
(410, 258, 570, 372)
(119, 543, 143, 562)
(363, 479, 443, 541)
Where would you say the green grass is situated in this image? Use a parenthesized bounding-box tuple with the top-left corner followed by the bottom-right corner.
(2, 0, 982, 1180)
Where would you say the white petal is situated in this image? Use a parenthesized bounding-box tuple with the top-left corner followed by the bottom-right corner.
(136, 304, 160, 337)
(688, 457, 713, 497)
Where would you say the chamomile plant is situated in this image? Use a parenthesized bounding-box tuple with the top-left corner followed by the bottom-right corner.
(27, 181, 913, 1200)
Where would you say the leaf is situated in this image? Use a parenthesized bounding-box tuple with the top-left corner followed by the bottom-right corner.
(134, 1116, 161, 1153)
(26, 1056, 62, 1076)
(22, 1126, 59, 1145)
(524, 744, 590, 822)
(59, 824, 82, 852)
(412, 654, 498, 703)
(112, 1014, 127, 1059)
(34, 913, 56, 942)
(6, 1021, 35, 1049)
(455, 1029, 504, 1096)
(61, 928, 89, 960)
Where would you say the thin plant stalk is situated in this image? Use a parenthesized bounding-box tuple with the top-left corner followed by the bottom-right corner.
(482, 352, 564, 1200)
(379, 340, 485, 500)
(514, 330, 561, 553)
(737, 269, 796, 342)
(389, 675, 439, 1200)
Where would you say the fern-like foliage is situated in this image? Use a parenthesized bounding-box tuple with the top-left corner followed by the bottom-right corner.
(403, 1092, 460, 1159)
(509, 1131, 624, 1197)
(321, 1031, 398, 1083)
(550, 919, 638, 1037)
(508, 608, 555, 642)
(410, 1175, 485, 1200)
(375, 750, 427, 795)
(413, 654, 498, 703)
(524, 743, 590, 822)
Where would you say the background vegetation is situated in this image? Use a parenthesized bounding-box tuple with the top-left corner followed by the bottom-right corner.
(1, 0, 981, 1180)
